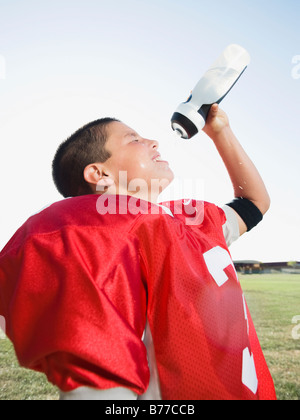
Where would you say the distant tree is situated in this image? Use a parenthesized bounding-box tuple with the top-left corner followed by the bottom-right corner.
(287, 261, 297, 268)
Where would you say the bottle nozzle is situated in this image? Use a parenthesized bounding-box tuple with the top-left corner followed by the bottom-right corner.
(174, 128, 184, 138)
(171, 121, 189, 139)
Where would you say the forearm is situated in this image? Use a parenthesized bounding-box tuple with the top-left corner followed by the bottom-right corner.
(210, 126, 270, 215)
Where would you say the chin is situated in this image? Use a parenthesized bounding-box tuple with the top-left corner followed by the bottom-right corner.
(158, 174, 175, 193)
(165, 168, 175, 184)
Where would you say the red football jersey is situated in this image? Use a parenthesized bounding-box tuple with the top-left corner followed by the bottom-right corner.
(0, 195, 276, 400)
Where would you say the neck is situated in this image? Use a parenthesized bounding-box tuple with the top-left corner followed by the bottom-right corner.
(96, 188, 160, 205)
(128, 190, 160, 204)
(121, 190, 160, 204)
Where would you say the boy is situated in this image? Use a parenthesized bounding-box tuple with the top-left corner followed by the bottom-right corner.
(0, 104, 276, 400)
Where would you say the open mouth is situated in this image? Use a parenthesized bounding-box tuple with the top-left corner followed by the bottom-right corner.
(152, 153, 168, 164)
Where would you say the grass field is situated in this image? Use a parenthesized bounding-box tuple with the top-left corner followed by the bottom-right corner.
(0, 273, 299, 400)
(240, 273, 300, 400)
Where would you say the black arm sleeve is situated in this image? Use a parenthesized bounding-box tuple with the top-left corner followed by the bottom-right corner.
(226, 197, 263, 232)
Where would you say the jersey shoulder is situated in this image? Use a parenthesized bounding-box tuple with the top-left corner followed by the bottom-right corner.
(159, 199, 226, 228)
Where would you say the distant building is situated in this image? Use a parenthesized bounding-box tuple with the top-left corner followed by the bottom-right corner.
(234, 261, 300, 274)
(234, 260, 262, 274)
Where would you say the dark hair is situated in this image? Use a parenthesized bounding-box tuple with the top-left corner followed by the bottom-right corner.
(52, 117, 120, 198)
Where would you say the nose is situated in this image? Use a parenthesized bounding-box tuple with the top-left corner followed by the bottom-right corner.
(149, 139, 159, 149)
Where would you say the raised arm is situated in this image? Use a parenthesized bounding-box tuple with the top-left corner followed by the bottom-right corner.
(203, 104, 271, 236)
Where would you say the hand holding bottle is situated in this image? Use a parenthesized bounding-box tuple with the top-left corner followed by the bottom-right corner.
(171, 44, 250, 139)
(202, 104, 230, 139)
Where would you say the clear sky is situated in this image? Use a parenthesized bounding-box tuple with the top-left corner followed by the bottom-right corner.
(0, 0, 299, 262)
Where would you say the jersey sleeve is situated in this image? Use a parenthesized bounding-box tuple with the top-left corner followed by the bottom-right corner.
(0, 226, 149, 394)
(222, 205, 240, 247)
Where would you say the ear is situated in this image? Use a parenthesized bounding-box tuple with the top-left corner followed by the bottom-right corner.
(83, 163, 114, 192)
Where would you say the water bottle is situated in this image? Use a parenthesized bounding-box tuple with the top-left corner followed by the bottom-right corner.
(171, 44, 251, 139)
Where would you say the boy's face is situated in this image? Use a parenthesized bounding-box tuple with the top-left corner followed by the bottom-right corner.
(102, 121, 174, 198)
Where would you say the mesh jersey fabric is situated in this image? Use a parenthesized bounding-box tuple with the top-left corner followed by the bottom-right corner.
(0, 195, 276, 400)
(137, 198, 275, 400)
